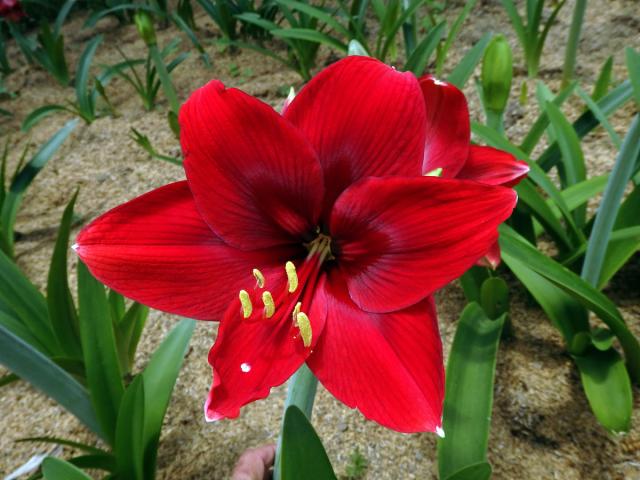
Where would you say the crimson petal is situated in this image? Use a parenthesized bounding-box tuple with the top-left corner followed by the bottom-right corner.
(307, 271, 443, 433)
(180, 80, 324, 251)
(457, 145, 529, 187)
(75, 182, 298, 320)
(205, 272, 327, 421)
(419, 75, 470, 177)
(284, 56, 426, 215)
(330, 177, 517, 313)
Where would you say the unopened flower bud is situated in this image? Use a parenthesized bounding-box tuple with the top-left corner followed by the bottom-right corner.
(481, 35, 513, 113)
(134, 11, 156, 47)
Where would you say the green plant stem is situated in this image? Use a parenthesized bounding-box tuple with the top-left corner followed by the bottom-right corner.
(561, 0, 587, 89)
(581, 114, 640, 286)
(273, 363, 318, 480)
(149, 44, 180, 115)
(485, 109, 504, 134)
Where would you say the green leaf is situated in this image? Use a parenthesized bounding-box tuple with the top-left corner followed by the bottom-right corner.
(573, 348, 632, 433)
(114, 375, 145, 480)
(347, 39, 369, 56)
(435, 0, 478, 76)
(76, 35, 103, 121)
(280, 405, 337, 480)
(626, 48, 640, 107)
(18, 436, 108, 456)
(500, 225, 640, 381)
(592, 56, 613, 102)
(404, 21, 445, 75)
(438, 303, 504, 480)
(276, 0, 351, 37)
(0, 251, 53, 353)
(575, 85, 622, 149)
(140, 318, 195, 478)
(582, 115, 640, 286)
(480, 277, 509, 320)
(0, 322, 102, 437)
(272, 28, 348, 52)
(42, 457, 92, 480)
(447, 32, 492, 89)
(545, 102, 586, 189)
(444, 462, 492, 480)
(78, 261, 124, 446)
(21, 104, 71, 132)
(1, 119, 78, 257)
(47, 192, 81, 359)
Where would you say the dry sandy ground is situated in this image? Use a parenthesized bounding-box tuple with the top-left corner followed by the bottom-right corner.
(1, 0, 639, 478)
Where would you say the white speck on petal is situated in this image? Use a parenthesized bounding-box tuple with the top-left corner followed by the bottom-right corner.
(71, 243, 79, 252)
(436, 426, 445, 438)
(433, 79, 447, 86)
(240, 363, 251, 373)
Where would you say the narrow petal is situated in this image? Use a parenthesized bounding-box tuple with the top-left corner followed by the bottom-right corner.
(476, 240, 502, 269)
(418, 75, 470, 177)
(330, 177, 517, 313)
(284, 57, 427, 215)
(307, 272, 443, 433)
(76, 182, 299, 320)
(457, 145, 530, 187)
(180, 80, 324, 251)
(205, 272, 327, 421)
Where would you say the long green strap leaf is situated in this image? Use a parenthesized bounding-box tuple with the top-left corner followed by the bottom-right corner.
(115, 376, 145, 480)
(438, 303, 504, 480)
(42, 457, 93, 480)
(447, 33, 492, 89)
(0, 322, 102, 437)
(280, 405, 337, 480)
(47, 192, 81, 360)
(76, 35, 103, 120)
(78, 261, 124, 446)
(582, 115, 640, 286)
(500, 225, 640, 382)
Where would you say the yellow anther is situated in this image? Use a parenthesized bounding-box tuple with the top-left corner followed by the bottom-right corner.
(296, 311, 312, 347)
(285, 261, 298, 293)
(292, 301, 301, 321)
(262, 291, 275, 318)
(253, 268, 265, 288)
(239, 290, 252, 318)
(424, 167, 443, 177)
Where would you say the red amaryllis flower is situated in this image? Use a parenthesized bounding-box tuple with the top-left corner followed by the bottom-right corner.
(0, 0, 24, 22)
(75, 57, 520, 433)
(418, 75, 529, 268)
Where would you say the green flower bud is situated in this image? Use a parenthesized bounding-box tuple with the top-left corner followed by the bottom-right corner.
(134, 11, 157, 46)
(481, 35, 513, 113)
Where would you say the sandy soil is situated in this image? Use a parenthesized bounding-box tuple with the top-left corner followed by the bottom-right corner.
(1, 0, 639, 478)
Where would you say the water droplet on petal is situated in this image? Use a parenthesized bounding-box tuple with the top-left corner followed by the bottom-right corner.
(436, 426, 445, 438)
(240, 363, 251, 373)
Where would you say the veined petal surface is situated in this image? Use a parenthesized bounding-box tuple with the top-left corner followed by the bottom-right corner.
(457, 145, 530, 187)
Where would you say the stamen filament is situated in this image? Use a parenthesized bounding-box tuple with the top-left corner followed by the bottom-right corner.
(252, 268, 265, 288)
(292, 301, 301, 321)
(296, 311, 312, 347)
(239, 290, 252, 318)
(262, 291, 275, 318)
(285, 261, 298, 293)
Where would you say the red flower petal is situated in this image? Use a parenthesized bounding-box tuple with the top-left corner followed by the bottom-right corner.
(180, 80, 324, 251)
(330, 177, 517, 313)
(307, 271, 443, 433)
(476, 240, 502, 270)
(284, 57, 426, 215)
(418, 75, 470, 178)
(457, 145, 530, 187)
(76, 182, 300, 320)
(205, 271, 328, 421)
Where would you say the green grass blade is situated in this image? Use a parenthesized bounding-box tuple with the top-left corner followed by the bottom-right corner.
(435, 0, 478, 76)
(582, 114, 640, 286)
(592, 56, 613, 102)
(280, 405, 337, 480)
(47, 192, 81, 360)
(447, 32, 492, 89)
(575, 85, 622, 149)
(115, 375, 145, 480)
(545, 102, 586, 189)
(21, 104, 71, 133)
(0, 322, 102, 437)
(78, 261, 124, 446)
(438, 303, 504, 480)
(277, 0, 351, 37)
(626, 48, 640, 106)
